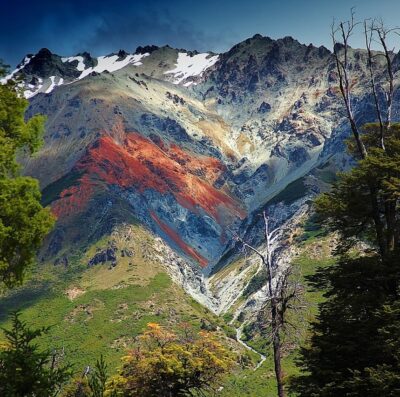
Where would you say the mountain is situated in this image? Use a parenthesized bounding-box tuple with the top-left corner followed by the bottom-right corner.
(2, 34, 400, 381)
(15, 35, 390, 265)
(9, 33, 399, 292)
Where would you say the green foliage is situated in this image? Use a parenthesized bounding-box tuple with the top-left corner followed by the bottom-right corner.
(0, 272, 174, 370)
(0, 65, 45, 178)
(221, 356, 282, 397)
(0, 311, 71, 396)
(222, 312, 234, 324)
(269, 177, 307, 206)
(292, 123, 400, 396)
(0, 178, 55, 287)
(62, 376, 91, 397)
(88, 355, 109, 397)
(355, 301, 400, 396)
(0, 259, 231, 375)
(63, 355, 115, 397)
(41, 169, 84, 207)
(0, 61, 54, 288)
(315, 124, 400, 253)
(242, 269, 267, 298)
(290, 254, 400, 396)
(297, 213, 327, 243)
(109, 322, 234, 396)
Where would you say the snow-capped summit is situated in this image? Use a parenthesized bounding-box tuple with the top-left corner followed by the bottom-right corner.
(3, 46, 221, 98)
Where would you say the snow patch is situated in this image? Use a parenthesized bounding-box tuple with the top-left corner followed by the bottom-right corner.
(2, 51, 150, 99)
(0, 56, 34, 84)
(24, 78, 43, 99)
(61, 56, 85, 71)
(164, 52, 219, 85)
(45, 76, 64, 94)
(78, 53, 149, 80)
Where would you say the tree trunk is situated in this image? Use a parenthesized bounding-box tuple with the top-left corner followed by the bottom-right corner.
(236, 212, 290, 397)
(271, 296, 285, 397)
(369, 185, 387, 257)
(263, 212, 285, 397)
(385, 200, 396, 252)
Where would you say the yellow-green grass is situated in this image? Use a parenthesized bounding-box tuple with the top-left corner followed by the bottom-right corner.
(0, 223, 243, 375)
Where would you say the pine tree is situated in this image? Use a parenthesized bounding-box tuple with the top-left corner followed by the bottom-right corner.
(0, 311, 71, 396)
(88, 355, 109, 397)
(62, 355, 115, 397)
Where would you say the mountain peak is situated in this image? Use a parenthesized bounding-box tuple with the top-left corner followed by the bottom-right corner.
(37, 47, 53, 57)
(135, 45, 159, 54)
(6, 34, 336, 101)
(281, 35, 296, 43)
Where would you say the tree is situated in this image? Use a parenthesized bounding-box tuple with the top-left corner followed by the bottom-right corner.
(356, 300, 400, 396)
(290, 253, 400, 396)
(315, 123, 400, 254)
(0, 61, 55, 288)
(62, 356, 116, 397)
(235, 211, 304, 397)
(61, 377, 91, 397)
(0, 311, 71, 397)
(88, 355, 109, 397)
(330, 11, 398, 257)
(108, 322, 234, 397)
(290, 13, 400, 395)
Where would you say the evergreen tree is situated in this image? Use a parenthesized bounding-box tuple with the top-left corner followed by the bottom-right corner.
(290, 124, 400, 395)
(290, 253, 400, 396)
(0, 61, 54, 288)
(0, 311, 71, 397)
(62, 356, 115, 397)
(88, 355, 110, 397)
(315, 123, 400, 255)
(356, 301, 400, 396)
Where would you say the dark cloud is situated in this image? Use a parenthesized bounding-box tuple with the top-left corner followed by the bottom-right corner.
(2, 0, 400, 67)
(81, 7, 216, 54)
(0, 0, 226, 67)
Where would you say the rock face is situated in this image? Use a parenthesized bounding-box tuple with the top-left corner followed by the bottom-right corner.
(12, 34, 400, 275)
(88, 248, 117, 267)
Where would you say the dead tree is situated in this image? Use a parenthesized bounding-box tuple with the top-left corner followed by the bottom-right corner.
(235, 211, 303, 397)
(373, 20, 396, 131)
(364, 20, 385, 150)
(331, 10, 399, 256)
(331, 10, 367, 158)
(364, 18, 397, 148)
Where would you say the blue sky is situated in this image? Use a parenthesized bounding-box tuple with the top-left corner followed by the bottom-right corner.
(2, 0, 400, 67)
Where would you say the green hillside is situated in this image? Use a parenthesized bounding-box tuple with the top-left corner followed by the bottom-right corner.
(0, 223, 251, 374)
(0, 221, 335, 395)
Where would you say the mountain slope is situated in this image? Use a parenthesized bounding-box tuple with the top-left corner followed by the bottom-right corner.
(7, 33, 400, 299)
(0, 222, 252, 371)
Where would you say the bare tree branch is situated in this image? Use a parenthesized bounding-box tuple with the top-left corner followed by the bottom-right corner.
(234, 210, 306, 397)
(332, 11, 368, 159)
(364, 20, 385, 150)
